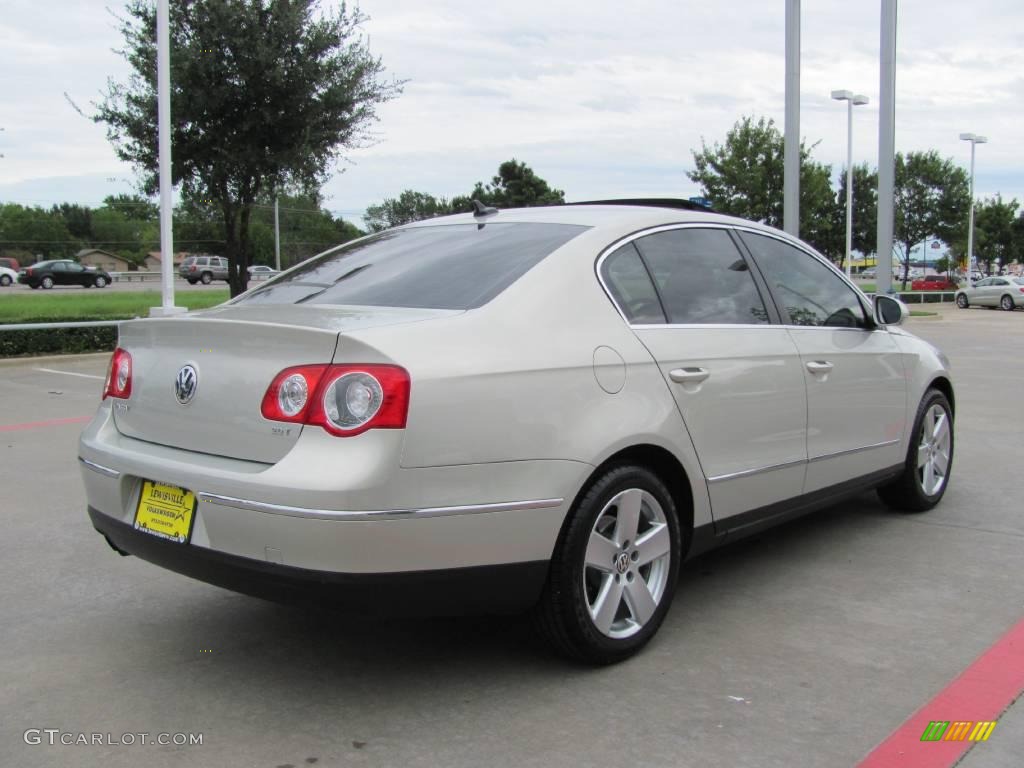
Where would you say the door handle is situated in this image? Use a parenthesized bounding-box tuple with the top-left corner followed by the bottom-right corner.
(805, 360, 834, 374)
(669, 367, 710, 384)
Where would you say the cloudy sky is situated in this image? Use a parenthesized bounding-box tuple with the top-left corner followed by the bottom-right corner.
(1, 0, 1022, 228)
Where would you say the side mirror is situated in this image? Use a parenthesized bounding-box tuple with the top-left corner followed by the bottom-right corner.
(874, 294, 908, 326)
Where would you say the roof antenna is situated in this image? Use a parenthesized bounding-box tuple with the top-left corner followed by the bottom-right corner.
(471, 199, 499, 217)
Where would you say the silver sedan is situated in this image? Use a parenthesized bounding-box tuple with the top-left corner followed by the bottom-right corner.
(955, 276, 1024, 310)
(79, 201, 955, 664)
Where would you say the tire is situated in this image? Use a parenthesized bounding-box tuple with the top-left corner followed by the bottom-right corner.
(1000, 294, 1014, 311)
(187, 279, 198, 285)
(878, 389, 954, 512)
(200, 272, 213, 285)
(0, 275, 10, 287)
(533, 464, 681, 665)
(955, 293, 969, 309)
(94, 276, 107, 288)
(41, 276, 54, 289)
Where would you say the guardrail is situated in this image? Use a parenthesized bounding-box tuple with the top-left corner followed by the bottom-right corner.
(0, 320, 126, 332)
(109, 271, 163, 282)
(865, 291, 957, 304)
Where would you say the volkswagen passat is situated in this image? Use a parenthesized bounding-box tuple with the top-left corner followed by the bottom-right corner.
(80, 201, 955, 664)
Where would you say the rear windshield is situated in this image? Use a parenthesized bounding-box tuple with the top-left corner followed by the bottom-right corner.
(235, 223, 588, 310)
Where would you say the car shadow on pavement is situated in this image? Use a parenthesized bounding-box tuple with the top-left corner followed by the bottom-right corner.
(132, 492, 892, 688)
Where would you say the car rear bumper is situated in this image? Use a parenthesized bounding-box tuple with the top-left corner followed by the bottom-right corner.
(79, 403, 583, 577)
(89, 507, 548, 615)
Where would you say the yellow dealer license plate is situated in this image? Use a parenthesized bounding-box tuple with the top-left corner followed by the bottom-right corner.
(133, 481, 197, 544)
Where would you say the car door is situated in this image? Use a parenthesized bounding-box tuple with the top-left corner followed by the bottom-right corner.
(739, 231, 907, 494)
(48, 261, 68, 285)
(65, 262, 87, 286)
(602, 227, 808, 529)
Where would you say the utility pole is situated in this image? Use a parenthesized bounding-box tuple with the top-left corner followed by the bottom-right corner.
(274, 197, 281, 271)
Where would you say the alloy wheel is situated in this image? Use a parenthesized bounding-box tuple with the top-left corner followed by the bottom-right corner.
(917, 403, 951, 496)
(582, 488, 672, 639)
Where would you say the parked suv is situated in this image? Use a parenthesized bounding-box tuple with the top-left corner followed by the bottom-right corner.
(179, 255, 229, 284)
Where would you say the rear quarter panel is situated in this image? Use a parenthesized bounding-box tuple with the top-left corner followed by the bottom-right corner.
(340, 228, 713, 530)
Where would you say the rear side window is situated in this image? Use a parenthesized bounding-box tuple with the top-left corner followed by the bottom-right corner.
(238, 223, 588, 310)
(601, 243, 667, 324)
(633, 228, 769, 325)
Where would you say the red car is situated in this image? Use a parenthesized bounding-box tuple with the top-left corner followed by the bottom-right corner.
(912, 277, 958, 291)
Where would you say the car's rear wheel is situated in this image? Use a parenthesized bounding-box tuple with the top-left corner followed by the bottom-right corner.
(94, 275, 107, 288)
(878, 388, 953, 512)
(200, 272, 213, 285)
(41, 276, 54, 289)
(1000, 294, 1014, 311)
(956, 293, 969, 309)
(534, 464, 681, 664)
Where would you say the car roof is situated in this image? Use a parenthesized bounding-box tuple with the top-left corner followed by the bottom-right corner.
(402, 202, 779, 235)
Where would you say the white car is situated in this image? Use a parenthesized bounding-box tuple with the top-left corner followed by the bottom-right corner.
(79, 201, 955, 663)
(248, 265, 279, 279)
(0, 266, 17, 287)
(955, 276, 1024, 311)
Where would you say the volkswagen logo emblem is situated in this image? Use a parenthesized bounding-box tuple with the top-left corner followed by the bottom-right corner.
(174, 365, 198, 405)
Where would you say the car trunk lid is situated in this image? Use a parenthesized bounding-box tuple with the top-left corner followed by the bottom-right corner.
(113, 304, 459, 463)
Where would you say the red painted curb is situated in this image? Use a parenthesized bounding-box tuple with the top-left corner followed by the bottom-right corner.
(857, 616, 1024, 767)
(0, 415, 91, 432)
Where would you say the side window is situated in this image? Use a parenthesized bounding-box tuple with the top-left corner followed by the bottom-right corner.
(51, 262, 66, 272)
(601, 243, 666, 324)
(67, 263, 84, 272)
(633, 228, 769, 325)
(741, 233, 868, 329)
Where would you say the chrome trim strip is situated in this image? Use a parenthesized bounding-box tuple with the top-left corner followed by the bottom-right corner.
(197, 493, 565, 521)
(707, 458, 806, 484)
(78, 457, 122, 479)
(706, 438, 902, 484)
(808, 439, 900, 463)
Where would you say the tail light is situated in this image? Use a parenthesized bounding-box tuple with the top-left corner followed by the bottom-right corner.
(261, 364, 409, 437)
(103, 348, 133, 400)
(26, 267, 33, 277)
(1018, 287, 1024, 294)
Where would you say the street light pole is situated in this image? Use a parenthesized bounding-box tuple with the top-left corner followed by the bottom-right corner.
(876, 0, 897, 296)
(959, 133, 987, 288)
(150, 0, 185, 317)
(784, 0, 801, 237)
(831, 90, 869, 279)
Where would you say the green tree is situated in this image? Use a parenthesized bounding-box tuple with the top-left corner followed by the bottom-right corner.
(893, 151, 970, 288)
(249, 193, 362, 266)
(972, 195, 1019, 275)
(464, 159, 565, 208)
(0, 204, 77, 260)
(835, 163, 878, 266)
(688, 115, 837, 257)
(96, 0, 403, 296)
(53, 203, 93, 240)
(364, 190, 454, 232)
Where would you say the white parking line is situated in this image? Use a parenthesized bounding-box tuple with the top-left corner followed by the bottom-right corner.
(33, 367, 104, 381)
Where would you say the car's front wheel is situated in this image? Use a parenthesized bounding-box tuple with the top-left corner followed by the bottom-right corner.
(200, 272, 213, 285)
(0, 275, 11, 287)
(955, 293, 969, 309)
(534, 464, 681, 664)
(878, 388, 954, 512)
(94, 275, 107, 288)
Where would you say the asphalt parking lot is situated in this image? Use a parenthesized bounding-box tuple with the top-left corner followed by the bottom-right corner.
(1, 305, 1022, 767)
